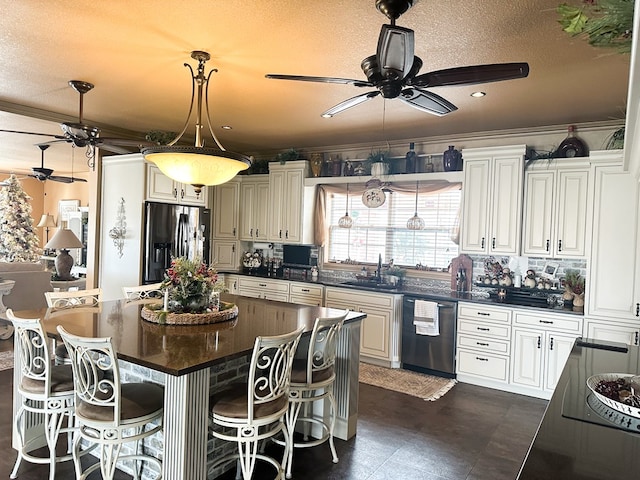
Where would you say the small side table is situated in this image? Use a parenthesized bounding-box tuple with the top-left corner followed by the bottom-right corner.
(51, 278, 87, 292)
(0, 280, 16, 339)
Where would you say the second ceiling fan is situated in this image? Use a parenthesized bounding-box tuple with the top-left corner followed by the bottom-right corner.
(29, 144, 86, 183)
(266, 0, 529, 118)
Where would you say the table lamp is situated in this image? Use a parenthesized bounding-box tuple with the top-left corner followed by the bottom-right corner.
(45, 228, 83, 280)
(36, 214, 57, 243)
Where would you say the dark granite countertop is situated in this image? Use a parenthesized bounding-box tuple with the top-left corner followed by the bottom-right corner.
(223, 271, 582, 316)
(518, 339, 640, 479)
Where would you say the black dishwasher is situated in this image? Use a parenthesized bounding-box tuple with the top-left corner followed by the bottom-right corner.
(401, 296, 457, 378)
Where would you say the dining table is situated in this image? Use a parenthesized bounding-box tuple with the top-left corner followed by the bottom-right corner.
(14, 293, 366, 480)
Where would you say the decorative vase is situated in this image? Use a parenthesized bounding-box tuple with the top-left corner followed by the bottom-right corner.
(331, 157, 343, 176)
(309, 153, 323, 177)
(370, 162, 389, 177)
(563, 286, 574, 308)
(443, 146, 462, 171)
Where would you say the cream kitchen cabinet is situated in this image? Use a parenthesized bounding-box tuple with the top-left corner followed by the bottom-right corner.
(584, 318, 640, 346)
(146, 164, 207, 206)
(456, 303, 512, 386)
(236, 277, 290, 302)
(288, 281, 324, 306)
(522, 163, 589, 258)
(460, 145, 526, 255)
(211, 241, 238, 270)
(239, 175, 270, 241)
(212, 180, 240, 240)
(267, 161, 314, 244)
(510, 311, 582, 397)
(587, 152, 640, 321)
(324, 286, 401, 367)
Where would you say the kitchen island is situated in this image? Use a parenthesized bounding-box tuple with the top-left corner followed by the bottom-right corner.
(517, 338, 640, 479)
(15, 294, 366, 480)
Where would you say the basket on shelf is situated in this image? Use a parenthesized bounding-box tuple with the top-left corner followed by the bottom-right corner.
(141, 301, 238, 326)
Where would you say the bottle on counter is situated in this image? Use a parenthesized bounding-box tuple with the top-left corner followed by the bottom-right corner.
(556, 125, 588, 158)
(405, 142, 417, 173)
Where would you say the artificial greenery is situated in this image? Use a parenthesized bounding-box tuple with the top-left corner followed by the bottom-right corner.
(386, 266, 407, 278)
(366, 149, 391, 165)
(145, 130, 178, 145)
(557, 0, 634, 53)
(563, 269, 585, 295)
(275, 148, 300, 164)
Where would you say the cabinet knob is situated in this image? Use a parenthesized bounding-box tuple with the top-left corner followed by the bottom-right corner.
(636, 303, 639, 317)
(537, 336, 541, 349)
(279, 230, 283, 239)
(549, 337, 554, 351)
(635, 331, 639, 345)
(492, 237, 496, 249)
(173, 188, 178, 198)
(545, 239, 550, 252)
(558, 239, 562, 252)
(250, 228, 253, 237)
(481, 237, 485, 249)
(475, 356, 489, 362)
(477, 327, 490, 332)
(255, 229, 259, 238)
(181, 188, 185, 199)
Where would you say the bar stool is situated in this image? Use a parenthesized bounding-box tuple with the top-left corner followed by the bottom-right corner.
(282, 311, 348, 479)
(6, 309, 76, 480)
(45, 288, 103, 365)
(209, 327, 304, 480)
(57, 326, 164, 480)
(121, 283, 163, 301)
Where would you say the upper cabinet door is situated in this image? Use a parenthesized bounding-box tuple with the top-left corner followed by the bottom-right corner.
(213, 180, 240, 239)
(522, 171, 555, 256)
(554, 169, 589, 257)
(147, 165, 178, 202)
(460, 145, 525, 255)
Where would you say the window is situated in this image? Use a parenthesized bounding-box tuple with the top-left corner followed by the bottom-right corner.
(327, 186, 461, 269)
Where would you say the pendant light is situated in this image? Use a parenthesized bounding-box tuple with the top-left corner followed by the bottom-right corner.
(407, 180, 425, 230)
(142, 51, 252, 195)
(338, 184, 353, 228)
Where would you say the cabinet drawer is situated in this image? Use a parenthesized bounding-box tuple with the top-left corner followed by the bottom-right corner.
(457, 334, 510, 355)
(514, 312, 582, 334)
(289, 294, 322, 306)
(457, 349, 509, 382)
(458, 303, 512, 323)
(325, 287, 395, 309)
(289, 282, 324, 298)
(238, 277, 290, 293)
(458, 319, 511, 339)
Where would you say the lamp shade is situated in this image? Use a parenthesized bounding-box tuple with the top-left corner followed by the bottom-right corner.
(36, 214, 56, 228)
(45, 228, 83, 250)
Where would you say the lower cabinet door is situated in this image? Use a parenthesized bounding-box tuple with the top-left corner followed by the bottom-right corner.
(511, 328, 544, 389)
(544, 332, 577, 392)
(359, 309, 391, 360)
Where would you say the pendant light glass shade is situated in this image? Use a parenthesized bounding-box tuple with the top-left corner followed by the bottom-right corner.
(142, 51, 251, 194)
(338, 184, 353, 229)
(407, 181, 425, 230)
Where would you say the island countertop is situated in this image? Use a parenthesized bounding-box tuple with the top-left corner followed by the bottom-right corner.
(26, 293, 365, 376)
(517, 338, 640, 479)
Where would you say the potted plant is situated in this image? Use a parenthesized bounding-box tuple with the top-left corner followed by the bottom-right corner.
(366, 149, 391, 177)
(385, 266, 406, 286)
(563, 269, 585, 309)
(275, 148, 300, 165)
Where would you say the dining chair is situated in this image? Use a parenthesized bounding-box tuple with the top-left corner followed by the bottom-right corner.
(121, 283, 163, 301)
(281, 311, 348, 479)
(57, 325, 164, 480)
(45, 288, 103, 365)
(6, 309, 76, 480)
(209, 326, 304, 480)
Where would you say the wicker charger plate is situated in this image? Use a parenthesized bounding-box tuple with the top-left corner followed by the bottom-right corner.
(587, 373, 640, 418)
(141, 301, 238, 325)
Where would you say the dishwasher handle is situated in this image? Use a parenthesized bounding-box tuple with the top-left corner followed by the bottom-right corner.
(404, 298, 455, 309)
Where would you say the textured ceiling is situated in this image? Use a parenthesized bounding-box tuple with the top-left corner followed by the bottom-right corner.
(0, 0, 630, 176)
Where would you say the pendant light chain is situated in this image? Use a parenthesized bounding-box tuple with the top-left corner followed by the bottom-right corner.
(407, 180, 425, 230)
(339, 183, 353, 229)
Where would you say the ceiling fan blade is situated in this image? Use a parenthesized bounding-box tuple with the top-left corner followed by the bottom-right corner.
(321, 91, 381, 118)
(265, 74, 372, 88)
(411, 62, 530, 88)
(47, 175, 75, 184)
(0, 128, 66, 140)
(377, 24, 415, 80)
(399, 88, 458, 116)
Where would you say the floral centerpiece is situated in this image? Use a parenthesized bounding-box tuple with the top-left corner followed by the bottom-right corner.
(141, 257, 236, 325)
(160, 257, 225, 313)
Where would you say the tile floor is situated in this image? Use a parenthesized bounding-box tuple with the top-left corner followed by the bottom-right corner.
(0, 341, 547, 480)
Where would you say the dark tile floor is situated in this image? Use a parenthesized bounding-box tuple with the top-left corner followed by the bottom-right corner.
(0, 344, 547, 480)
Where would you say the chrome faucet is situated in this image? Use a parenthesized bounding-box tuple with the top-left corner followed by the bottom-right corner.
(376, 254, 382, 281)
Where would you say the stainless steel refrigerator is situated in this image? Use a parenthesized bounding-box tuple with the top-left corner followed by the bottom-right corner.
(142, 201, 211, 284)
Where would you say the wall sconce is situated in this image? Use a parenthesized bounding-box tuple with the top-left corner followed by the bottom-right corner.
(109, 197, 126, 258)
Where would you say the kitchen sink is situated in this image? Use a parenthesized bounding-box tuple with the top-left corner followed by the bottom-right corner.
(340, 280, 398, 290)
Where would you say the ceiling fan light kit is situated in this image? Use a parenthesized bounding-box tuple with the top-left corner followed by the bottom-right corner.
(266, 0, 529, 118)
(141, 51, 251, 194)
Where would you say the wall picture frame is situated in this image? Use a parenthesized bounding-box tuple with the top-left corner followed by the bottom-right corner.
(58, 199, 80, 226)
(541, 262, 559, 280)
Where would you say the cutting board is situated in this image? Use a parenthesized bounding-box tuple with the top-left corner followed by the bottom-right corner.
(450, 254, 473, 292)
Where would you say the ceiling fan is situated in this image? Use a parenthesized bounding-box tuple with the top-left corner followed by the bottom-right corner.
(29, 144, 87, 183)
(266, 0, 529, 118)
(0, 80, 153, 157)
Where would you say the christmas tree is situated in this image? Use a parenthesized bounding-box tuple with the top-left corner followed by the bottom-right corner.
(0, 174, 41, 262)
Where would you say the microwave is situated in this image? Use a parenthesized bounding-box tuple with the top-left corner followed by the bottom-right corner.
(282, 245, 318, 269)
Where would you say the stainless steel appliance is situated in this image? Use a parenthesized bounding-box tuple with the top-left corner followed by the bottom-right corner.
(142, 201, 211, 284)
(401, 296, 457, 378)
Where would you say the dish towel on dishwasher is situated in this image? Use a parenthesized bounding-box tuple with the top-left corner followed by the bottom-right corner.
(413, 300, 440, 336)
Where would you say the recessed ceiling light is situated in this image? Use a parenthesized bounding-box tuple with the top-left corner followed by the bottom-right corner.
(221, 125, 233, 130)
(470, 91, 486, 98)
